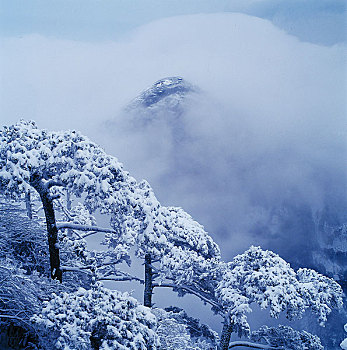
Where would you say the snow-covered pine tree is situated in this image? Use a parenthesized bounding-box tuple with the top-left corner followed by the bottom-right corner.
(102, 179, 221, 309)
(153, 307, 218, 349)
(0, 200, 78, 349)
(32, 283, 159, 350)
(215, 246, 343, 350)
(0, 121, 144, 281)
(143, 205, 220, 309)
(1, 121, 343, 350)
(90, 157, 343, 350)
(0, 120, 221, 308)
(249, 325, 324, 350)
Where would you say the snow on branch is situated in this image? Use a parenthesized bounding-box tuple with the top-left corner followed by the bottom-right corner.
(43, 179, 64, 189)
(98, 277, 144, 284)
(32, 286, 159, 350)
(229, 341, 282, 349)
(57, 222, 117, 235)
(60, 266, 93, 275)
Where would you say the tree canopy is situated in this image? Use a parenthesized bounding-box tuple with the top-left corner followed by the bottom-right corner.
(0, 121, 344, 350)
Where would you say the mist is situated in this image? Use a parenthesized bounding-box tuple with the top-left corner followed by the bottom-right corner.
(1, 12, 346, 339)
(97, 14, 347, 266)
(1, 12, 346, 256)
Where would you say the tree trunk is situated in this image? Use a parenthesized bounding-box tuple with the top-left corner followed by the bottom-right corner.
(90, 321, 107, 350)
(25, 190, 32, 219)
(66, 189, 72, 236)
(66, 189, 71, 210)
(144, 254, 153, 307)
(219, 318, 233, 350)
(143, 254, 153, 350)
(30, 175, 62, 282)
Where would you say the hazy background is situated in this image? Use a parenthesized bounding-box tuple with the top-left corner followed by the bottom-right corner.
(1, 0, 346, 342)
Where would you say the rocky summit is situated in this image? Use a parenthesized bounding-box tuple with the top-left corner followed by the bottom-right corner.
(126, 77, 198, 119)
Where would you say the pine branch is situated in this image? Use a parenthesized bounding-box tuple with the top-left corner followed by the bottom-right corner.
(60, 266, 93, 275)
(57, 222, 117, 235)
(98, 277, 144, 284)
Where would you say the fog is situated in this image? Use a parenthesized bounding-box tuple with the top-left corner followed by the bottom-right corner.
(1, 11, 346, 256)
(1, 12, 346, 337)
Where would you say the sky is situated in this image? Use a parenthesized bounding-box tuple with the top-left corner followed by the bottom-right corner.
(0, 0, 346, 44)
(0, 0, 346, 340)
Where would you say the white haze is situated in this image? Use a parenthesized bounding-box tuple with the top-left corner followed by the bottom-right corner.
(1, 12, 346, 333)
(1, 12, 346, 246)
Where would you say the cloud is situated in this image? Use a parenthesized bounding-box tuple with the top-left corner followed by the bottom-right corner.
(103, 14, 346, 261)
(1, 11, 345, 335)
(1, 12, 345, 225)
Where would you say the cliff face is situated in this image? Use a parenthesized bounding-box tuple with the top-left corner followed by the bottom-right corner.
(314, 220, 347, 288)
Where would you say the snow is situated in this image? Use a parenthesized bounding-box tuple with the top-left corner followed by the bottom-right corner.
(216, 246, 343, 337)
(32, 284, 159, 350)
(0, 121, 344, 350)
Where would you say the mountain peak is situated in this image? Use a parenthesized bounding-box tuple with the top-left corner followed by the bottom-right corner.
(127, 77, 197, 112)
